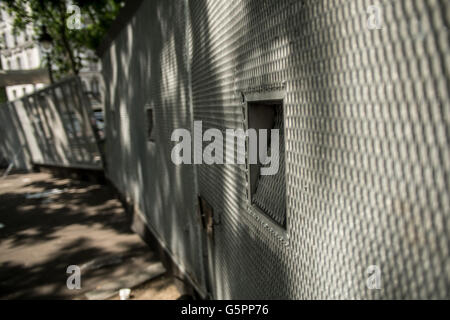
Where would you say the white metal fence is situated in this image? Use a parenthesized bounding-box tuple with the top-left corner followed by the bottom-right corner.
(0, 76, 102, 171)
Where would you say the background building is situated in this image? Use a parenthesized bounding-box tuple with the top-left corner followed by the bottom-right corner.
(0, 8, 45, 101)
(0, 8, 102, 102)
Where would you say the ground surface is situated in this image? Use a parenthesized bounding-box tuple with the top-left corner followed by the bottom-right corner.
(0, 171, 180, 300)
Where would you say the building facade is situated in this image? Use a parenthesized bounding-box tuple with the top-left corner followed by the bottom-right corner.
(0, 8, 45, 101)
(0, 8, 102, 102)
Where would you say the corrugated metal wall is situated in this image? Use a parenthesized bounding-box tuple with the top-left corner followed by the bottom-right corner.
(102, 0, 449, 299)
(0, 77, 102, 170)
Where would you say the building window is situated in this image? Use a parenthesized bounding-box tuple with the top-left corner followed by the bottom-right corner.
(145, 104, 155, 142)
(246, 98, 287, 228)
(16, 57, 21, 69)
(12, 89, 17, 98)
(91, 78, 99, 94)
(27, 50, 34, 68)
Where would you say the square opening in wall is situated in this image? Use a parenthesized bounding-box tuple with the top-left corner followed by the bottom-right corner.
(145, 105, 155, 142)
(247, 99, 286, 228)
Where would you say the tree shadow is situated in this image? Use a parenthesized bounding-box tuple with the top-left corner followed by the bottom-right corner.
(186, 0, 293, 299)
(0, 237, 151, 299)
(101, 0, 206, 295)
(0, 175, 132, 249)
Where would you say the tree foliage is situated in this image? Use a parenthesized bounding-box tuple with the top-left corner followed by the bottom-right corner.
(1, 0, 124, 78)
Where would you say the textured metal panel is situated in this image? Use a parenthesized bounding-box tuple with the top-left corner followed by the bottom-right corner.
(102, 0, 449, 299)
(189, 0, 449, 299)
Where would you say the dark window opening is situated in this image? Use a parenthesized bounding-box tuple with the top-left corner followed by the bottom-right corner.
(247, 99, 286, 228)
(146, 106, 155, 142)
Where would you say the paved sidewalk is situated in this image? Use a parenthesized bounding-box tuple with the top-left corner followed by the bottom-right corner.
(0, 171, 180, 299)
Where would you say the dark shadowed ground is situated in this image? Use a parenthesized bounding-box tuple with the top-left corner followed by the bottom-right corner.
(0, 171, 180, 300)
